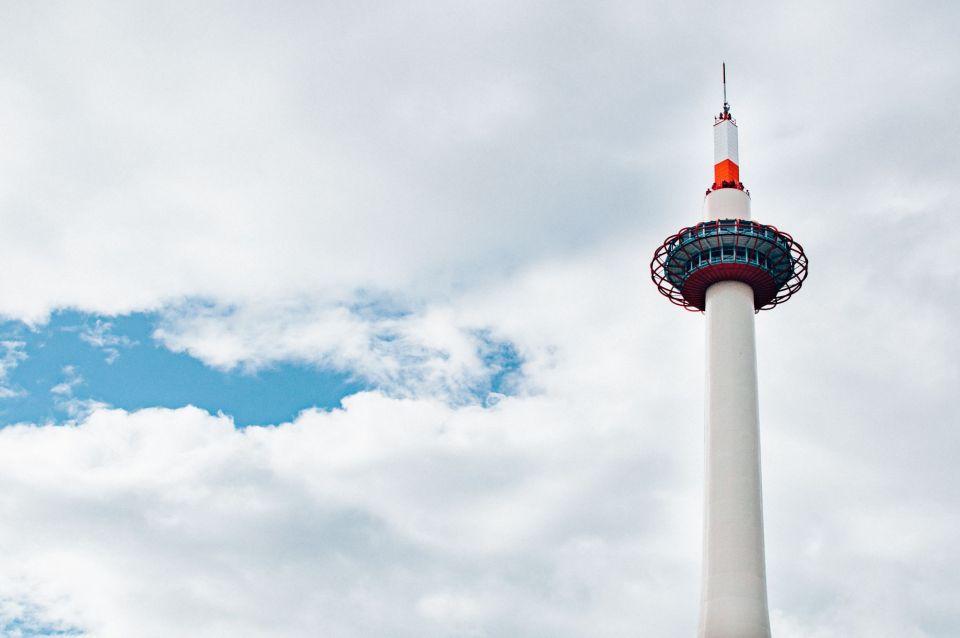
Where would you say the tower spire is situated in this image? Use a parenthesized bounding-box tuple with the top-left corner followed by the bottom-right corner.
(713, 65, 741, 190)
(722, 62, 730, 115)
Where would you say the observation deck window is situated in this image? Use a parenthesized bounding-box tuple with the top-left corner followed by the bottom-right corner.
(678, 246, 781, 275)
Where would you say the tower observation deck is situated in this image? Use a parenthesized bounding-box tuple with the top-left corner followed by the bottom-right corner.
(650, 68, 807, 637)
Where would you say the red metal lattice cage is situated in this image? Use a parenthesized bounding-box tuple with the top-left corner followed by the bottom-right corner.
(650, 219, 808, 312)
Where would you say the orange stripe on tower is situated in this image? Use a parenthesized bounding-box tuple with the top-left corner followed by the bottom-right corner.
(714, 159, 739, 184)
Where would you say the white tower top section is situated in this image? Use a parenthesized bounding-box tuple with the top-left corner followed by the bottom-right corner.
(706, 63, 749, 220)
(714, 120, 739, 166)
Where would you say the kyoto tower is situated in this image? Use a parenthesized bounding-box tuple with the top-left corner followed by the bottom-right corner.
(650, 66, 808, 636)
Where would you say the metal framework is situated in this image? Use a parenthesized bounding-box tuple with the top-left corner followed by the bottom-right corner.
(650, 218, 808, 312)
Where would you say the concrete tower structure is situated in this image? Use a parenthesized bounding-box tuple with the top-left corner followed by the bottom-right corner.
(651, 67, 808, 637)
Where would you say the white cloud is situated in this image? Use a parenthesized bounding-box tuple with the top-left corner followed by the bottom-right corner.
(0, 1, 951, 325)
(50, 365, 110, 420)
(78, 320, 136, 364)
(49, 365, 83, 397)
(0, 1, 958, 636)
(1, 225, 959, 635)
(0, 340, 27, 399)
(0, 391, 700, 638)
(154, 299, 504, 403)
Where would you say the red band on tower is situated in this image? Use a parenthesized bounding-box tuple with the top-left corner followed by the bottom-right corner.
(714, 159, 740, 185)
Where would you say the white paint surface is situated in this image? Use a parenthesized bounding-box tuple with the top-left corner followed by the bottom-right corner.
(704, 188, 751, 220)
(699, 280, 771, 637)
(713, 119, 739, 165)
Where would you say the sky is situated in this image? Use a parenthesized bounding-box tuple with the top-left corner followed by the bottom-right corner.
(0, 0, 958, 636)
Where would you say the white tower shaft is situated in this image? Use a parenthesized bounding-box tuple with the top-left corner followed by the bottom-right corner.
(700, 280, 771, 637)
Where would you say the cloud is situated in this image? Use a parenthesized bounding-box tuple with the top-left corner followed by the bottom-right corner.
(0, 390, 700, 638)
(154, 297, 522, 404)
(78, 320, 136, 364)
(1, 237, 707, 637)
(0, 1, 957, 636)
(0, 0, 950, 325)
(1, 223, 958, 635)
(0, 340, 27, 399)
(50, 365, 109, 420)
(49, 365, 83, 397)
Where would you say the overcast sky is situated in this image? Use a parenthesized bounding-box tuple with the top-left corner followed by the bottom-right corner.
(0, 1, 958, 636)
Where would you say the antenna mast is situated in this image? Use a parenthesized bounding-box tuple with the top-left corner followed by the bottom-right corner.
(722, 62, 730, 114)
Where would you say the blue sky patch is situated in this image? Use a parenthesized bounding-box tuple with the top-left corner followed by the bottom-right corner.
(0, 310, 525, 427)
(0, 311, 366, 427)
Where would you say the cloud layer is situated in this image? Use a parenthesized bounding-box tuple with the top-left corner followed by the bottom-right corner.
(2, 230, 959, 636)
(0, 0, 958, 636)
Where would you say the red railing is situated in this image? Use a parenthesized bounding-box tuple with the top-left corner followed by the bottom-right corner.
(651, 219, 808, 312)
